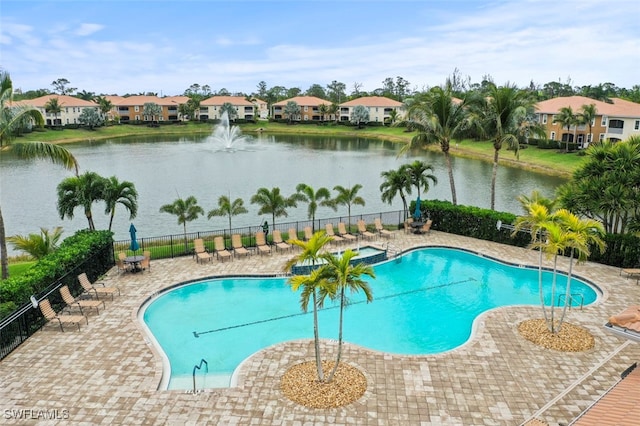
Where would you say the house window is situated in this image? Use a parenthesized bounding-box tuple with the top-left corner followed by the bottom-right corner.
(587, 133, 592, 143)
(304, 106, 308, 112)
(134, 106, 139, 112)
(304, 115, 308, 121)
(135, 115, 140, 120)
(542, 114, 548, 124)
(550, 131, 555, 140)
(591, 117, 595, 126)
(601, 115, 607, 126)
(609, 119, 624, 129)
(635, 120, 640, 130)
(599, 133, 605, 142)
(577, 134, 584, 144)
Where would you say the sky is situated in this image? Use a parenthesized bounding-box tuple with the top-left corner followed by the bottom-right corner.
(1, 0, 639, 97)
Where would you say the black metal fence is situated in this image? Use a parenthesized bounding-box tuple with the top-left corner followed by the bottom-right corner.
(0, 252, 107, 361)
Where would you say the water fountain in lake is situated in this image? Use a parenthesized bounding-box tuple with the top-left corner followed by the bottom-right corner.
(209, 111, 249, 151)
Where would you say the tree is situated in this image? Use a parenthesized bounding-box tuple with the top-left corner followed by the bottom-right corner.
(305, 84, 326, 99)
(398, 86, 469, 204)
(284, 101, 300, 124)
(51, 78, 76, 95)
(102, 176, 138, 232)
(7, 227, 64, 260)
(56, 171, 107, 231)
(333, 184, 365, 229)
(326, 80, 346, 104)
(350, 105, 369, 128)
(318, 103, 328, 123)
(405, 160, 437, 198)
(0, 71, 79, 279)
(159, 196, 204, 250)
(75, 90, 95, 101)
(219, 102, 237, 121)
(143, 102, 162, 124)
(320, 249, 374, 382)
(579, 103, 597, 147)
(284, 230, 335, 382)
(250, 187, 298, 230)
(95, 96, 114, 123)
(207, 195, 248, 236)
(294, 184, 336, 230)
(78, 108, 103, 130)
(553, 106, 577, 152)
(380, 165, 413, 219)
(45, 97, 63, 126)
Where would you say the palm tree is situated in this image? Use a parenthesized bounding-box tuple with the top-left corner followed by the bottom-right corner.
(102, 176, 138, 232)
(333, 184, 366, 230)
(318, 103, 328, 123)
(553, 106, 577, 152)
(579, 103, 597, 147)
(0, 70, 79, 279)
(56, 171, 106, 231)
(284, 230, 335, 382)
(294, 184, 336, 231)
(44, 97, 62, 126)
(405, 160, 438, 198)
(207, 194, 248, 236)
(284, 101, 300, 124)
(250, 187, 298, 230)
(95, 96, 114, 123)
(380, 166, 413, 220)
(7, 226, 64, 260)
(398, 86, 468, 205)
(482, 83, 538, 210)
(320, 249, 374, 382)
(159, 196, 204, 250)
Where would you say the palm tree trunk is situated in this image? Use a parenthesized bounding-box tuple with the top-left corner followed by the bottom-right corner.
(0, 205, 9, 279)
(108, 211, 115, 232)
(549, 255, 559, 333)
(491, 149, 499, 210)
(537, 243, 549, 325)
(444, 151, 457, 205)
(312, 290, 325, 382)
(558, 250, 575, 331)
(326, 289, 345, 383)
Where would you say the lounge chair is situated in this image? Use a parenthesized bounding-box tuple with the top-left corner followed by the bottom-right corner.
(374, 218, 393, 239)
(39, 299, 87, 332)
(78, 273, 120, 300)
(60, 285, 105, 315)
(337, 222, 357, 242)
(194, 238, 213, 263)
(272, 230, 292, 252)
(357, 220, 376, 240)
(421, 219, 433, 234)
(255, 231, 272, 255)
(325, 223, 345, 244)
(303, 226, 313, 241)
(214, 236, 233, 262)
(232, 234, 251, 257)
(287, 228, 301, 250)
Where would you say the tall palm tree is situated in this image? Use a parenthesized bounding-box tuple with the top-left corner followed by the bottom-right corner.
(579, 103, 597, 147)
(405, 160, 438, 199)
(318, 103, 328, 123)
(102, 176, 138, 232)
(482, 83, 538, 210)
(44, 97, 62, 126)
(250, 187, 298, 230)
(159, 196, 204, 250)
(553, 106, 577, 152)
(284, 230, 335, 382)
(294, 183, 336, 231)
(56, 171, 106, 231)
(7, 226, 64, 260)
(380, 166, 413, 220)
(399, 86, 468, 205)
(0, 70, 78, 279)
(207, 194, 248, 236)
(333, 184, 366, 230)
(319, 249, 374, 382)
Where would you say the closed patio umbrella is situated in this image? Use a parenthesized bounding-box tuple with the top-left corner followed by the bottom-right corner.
(413, 196, 422, 220)
(129, 223, 139, 253)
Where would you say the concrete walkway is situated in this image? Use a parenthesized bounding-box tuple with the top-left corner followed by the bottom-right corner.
(1, 230, 639, 425)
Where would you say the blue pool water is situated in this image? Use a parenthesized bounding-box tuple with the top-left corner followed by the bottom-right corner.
(141, 247, 599, 389)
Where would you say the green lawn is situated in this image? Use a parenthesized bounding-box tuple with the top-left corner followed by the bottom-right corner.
(8, 261, 35, 277)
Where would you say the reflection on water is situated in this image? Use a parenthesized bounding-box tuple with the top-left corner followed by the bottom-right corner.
(0, 133, 565, 246)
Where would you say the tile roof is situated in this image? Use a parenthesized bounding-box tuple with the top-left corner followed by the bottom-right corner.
(272, 96, 329, 107)
(109, 95, 181, 106)
(535, 96, 640, 118)
(11, 94, 98, 108)
(201, 95, 254, 106)
(339, 96, 403, 107)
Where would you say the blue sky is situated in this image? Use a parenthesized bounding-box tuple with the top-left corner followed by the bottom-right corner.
(2, 0, 639, 96)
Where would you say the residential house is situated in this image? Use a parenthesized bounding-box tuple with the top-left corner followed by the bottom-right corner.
(199, 96, 255, 121)
(339, 96, 405, 124)
(271, 96, 333, 121)
(106, 95, 183, 122)
(13, 95, 99, 126)
(536, 96, 640, 148)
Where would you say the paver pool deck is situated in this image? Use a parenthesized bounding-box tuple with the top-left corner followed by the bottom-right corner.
(2, 230, 640, 425)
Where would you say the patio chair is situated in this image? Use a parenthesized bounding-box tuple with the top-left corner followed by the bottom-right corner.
(139, 250, 151, 271)
(357, 220, 376, 240)
(194, 238, 213, 263)
(60, 285, 105, 315)
(232, 234, 251, 258)
(325, 223, 345, 245)
(115, 257, 130, 273)
(78, 272, 121, 300)
(287, 228, 301, 251)
(39, 299, 87, 332)
(272, 230, 292, 252)
(214, 236, 233, 262)
(421, 219, 433, 234)
(255, 231, 272, 255)
(303, 226, 313, 241)
(404, 218, 414, 234)
(337, 222, 357, 242)
(374, 218, 393, 239)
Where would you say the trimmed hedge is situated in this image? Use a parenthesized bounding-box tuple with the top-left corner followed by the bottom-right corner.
(0, 230, 114, 319)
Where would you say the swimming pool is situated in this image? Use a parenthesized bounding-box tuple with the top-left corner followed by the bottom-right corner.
(140, 247, 600, 390)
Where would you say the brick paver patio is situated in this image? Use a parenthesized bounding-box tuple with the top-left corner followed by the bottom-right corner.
(1, 230, 639, 425)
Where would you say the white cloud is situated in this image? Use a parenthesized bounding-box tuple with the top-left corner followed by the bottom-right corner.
(76, 23, 104, 36)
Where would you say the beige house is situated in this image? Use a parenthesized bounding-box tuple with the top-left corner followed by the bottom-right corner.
(106, 95, 182, 122)
(14, 95, 99, 126)
(536, 96, 640, 147)
(199, 96, 255, 121)
(271, 96, 333, 121)
(339, 96, 405, 124)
